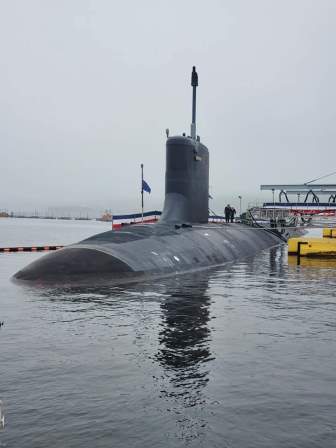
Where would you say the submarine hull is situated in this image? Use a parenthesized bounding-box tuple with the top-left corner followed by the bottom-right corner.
(14, 223, 290, 284)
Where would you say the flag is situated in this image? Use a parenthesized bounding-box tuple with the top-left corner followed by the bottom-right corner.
(142, 180, 151, 194)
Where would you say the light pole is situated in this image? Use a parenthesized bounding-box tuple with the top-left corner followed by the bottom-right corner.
(238, 195, 242, 216)
(141, 163, 144, 222)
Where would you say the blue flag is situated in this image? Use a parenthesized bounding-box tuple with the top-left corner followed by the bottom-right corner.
(142, 180, 151, 194)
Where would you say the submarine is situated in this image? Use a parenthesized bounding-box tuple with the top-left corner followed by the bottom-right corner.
(14, 67, 300, 285)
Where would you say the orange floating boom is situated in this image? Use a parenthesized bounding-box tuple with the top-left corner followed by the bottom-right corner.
(0, 246, 63, 253)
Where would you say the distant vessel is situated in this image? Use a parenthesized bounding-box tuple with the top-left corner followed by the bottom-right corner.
(75, 214, 90, 221)
(14, 67, 304, 284)
(96, 211, 112, 222)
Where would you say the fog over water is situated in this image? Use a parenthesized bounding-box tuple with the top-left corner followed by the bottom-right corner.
(1, 0, 336, 215)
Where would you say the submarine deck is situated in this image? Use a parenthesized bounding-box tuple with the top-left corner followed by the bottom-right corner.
(14, 222, 294, 284)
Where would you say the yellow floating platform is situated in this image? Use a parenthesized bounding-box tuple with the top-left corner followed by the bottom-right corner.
(322, 228, 336, 238)
(288, 237, 336, 257)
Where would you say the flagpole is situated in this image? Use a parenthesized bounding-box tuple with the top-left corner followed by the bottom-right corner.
(141, 163, 144, 222)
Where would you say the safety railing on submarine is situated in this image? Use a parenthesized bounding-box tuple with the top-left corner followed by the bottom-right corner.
(241, 209, 301, 242)
(111, 210, 300, 230)
(111, 211, 227, 229)
(111, 209, 304, 233)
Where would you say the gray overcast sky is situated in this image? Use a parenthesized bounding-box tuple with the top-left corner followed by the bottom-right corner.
(1, 0, 336, 214)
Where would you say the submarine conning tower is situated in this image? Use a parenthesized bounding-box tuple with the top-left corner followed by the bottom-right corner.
(160, 67, 209, 224)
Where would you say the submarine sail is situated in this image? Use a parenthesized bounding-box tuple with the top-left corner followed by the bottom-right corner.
(161, 66, 208, 224)
(14, 67, 299, 284)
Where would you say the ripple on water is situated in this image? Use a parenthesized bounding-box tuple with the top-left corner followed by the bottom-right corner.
(1, 241, 336, 447)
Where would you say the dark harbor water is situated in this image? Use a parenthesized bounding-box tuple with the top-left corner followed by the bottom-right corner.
(0, 219, 336, 447)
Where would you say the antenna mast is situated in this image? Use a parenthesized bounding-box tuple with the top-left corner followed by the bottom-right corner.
(191, 66, 198, 140)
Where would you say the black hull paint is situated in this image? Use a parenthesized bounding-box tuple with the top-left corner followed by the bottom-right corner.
(14, 223, 292, 284)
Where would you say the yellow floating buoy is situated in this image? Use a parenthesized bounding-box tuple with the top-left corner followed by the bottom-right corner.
(322, 228, 336, 238)
(288, 237, 336, 257)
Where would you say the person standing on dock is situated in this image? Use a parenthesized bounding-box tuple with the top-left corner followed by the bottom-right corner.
(225, 205, 231, 223)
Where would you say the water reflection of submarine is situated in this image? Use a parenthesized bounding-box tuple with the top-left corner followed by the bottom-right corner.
(156, 273, 212, 417)
(14, 67, 290, 284)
